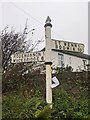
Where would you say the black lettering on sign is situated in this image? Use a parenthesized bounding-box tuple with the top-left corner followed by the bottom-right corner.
(55, 41, 58, 49)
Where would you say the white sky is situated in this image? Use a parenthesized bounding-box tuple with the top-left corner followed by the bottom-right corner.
(0, 0, 89, 53)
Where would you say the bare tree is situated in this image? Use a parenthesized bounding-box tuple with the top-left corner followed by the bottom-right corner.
(1, 23, 35, 71)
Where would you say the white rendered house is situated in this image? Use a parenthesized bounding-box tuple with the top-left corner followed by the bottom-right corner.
(40, 39, 90, 72)
(11, 39, 90, 72)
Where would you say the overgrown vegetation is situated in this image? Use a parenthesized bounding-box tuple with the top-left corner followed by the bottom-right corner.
(52, 89, 89, 119)
(2, 65, 89, 119)
(2, 88, 89, 120)
(2, 94, 49, 120)
(1, 26, 89, 119)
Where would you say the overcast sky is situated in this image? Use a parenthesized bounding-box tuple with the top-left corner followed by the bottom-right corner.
(0, 1, 88, 53)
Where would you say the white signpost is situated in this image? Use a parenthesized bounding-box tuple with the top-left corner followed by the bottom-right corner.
(11, 16, 60, 108)
(44, 16, 60, 108)
(44, 16, 53, 107)
(11, 51, 45, 63)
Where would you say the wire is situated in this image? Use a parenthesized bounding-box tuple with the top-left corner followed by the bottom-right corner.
(9, 1, 43, 25)
(8, 0, 64, 39)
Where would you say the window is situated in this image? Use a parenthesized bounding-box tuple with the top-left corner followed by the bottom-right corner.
(58, 53, 64, 67)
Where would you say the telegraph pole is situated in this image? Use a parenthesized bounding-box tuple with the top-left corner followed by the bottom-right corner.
(44, 16, 52, 105)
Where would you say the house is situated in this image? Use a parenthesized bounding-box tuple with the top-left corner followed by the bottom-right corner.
(40, 38, 90, 72)
(11, 39, 90, 72)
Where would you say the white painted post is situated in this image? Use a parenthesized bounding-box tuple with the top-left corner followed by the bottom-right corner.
(44, 16, 52, 105)
(45, 63, 52, 103)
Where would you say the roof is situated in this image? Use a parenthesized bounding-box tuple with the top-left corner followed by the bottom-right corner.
(41, 48, 90, 60)
(52, 49, 90, 60)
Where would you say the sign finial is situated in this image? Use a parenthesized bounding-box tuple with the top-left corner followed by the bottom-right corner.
(45, 16, 51, 23)
(44, 16, 52, 28)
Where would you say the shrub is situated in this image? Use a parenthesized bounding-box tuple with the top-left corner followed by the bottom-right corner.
(52, 89, 89, 119)
(2, 94, 46, 119)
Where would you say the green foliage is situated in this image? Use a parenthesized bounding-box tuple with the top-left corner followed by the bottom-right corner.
(2, 89, 89, 119)
(56, 65, 73, 73)
(52, 89, 89, 119)
(2, 67, 89, 119)
(2, 64, 45, 97)
(35, 104, 52, 120)
(2, 94, 46, 120)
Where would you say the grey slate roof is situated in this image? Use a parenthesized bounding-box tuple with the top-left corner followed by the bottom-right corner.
(41, 48, 90, 60)
(52, 49, 90, 60)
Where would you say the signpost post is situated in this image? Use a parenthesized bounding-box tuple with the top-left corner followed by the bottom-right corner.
(44, 16, 52, 107)
(11, 16, 60, 108)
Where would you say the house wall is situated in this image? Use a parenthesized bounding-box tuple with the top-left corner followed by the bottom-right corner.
(51, 51, 89, 72)
(63, 54, 88, 71)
